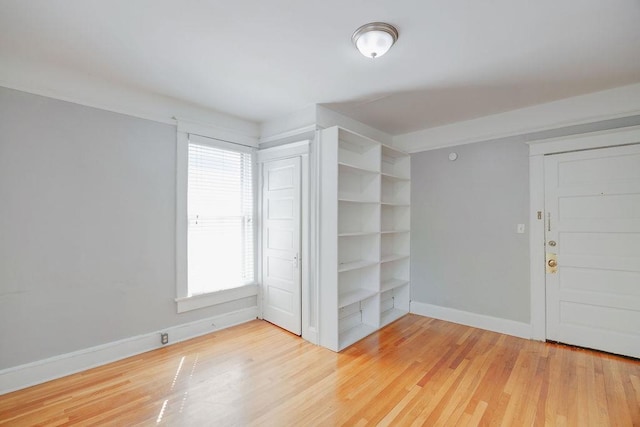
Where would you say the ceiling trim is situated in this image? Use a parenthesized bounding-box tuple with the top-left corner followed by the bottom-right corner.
(393, 83, 640, 153)
(526, 124, 640, 156)
(258, 105, 395, 147)
(0, 78, 171, 125)
(259, 124, 318, 146)
(316, 106, 393, 145)
(0, 75, 259, 142)
(259, 105, 318, 144)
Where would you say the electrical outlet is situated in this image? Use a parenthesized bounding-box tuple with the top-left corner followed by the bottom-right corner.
(161, 332, 168, 345)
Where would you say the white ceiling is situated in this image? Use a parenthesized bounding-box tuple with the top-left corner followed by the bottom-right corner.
(1, 0, 639, 135)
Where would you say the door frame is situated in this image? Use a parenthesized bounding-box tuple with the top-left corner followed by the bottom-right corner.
(527, 125, 640, 340)
(257, 140, 318, 344)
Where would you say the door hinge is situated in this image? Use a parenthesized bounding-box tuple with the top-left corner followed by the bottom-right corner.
(547, 212, 551, 232)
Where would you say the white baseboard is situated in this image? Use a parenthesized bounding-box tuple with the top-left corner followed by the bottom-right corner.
(410, 301, 532, 339)
(0, 307, 258, 396)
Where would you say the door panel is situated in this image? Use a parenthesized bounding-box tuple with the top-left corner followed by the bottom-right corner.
(545, 144, 640, 358)
(266, 255, 294, 281)
(266, 228, 294, 252)
(268, 198, 295, 219)
(262, 157, 301, 335)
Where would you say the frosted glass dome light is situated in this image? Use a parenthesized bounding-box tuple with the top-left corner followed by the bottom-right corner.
(352, 22, 399, 59)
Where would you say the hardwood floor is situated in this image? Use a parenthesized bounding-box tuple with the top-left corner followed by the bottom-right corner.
(1, 314, 639, 426)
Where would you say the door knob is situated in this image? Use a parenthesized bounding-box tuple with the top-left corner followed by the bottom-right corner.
(546, 253, 558, 274)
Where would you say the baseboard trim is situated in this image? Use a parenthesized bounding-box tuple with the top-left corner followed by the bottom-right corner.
(0, 307, 258, 396)
(410, 301, 532, 339)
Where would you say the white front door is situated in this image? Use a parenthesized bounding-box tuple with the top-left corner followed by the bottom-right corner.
(262, 157, 301, 335)
(545, 143, 640, 358)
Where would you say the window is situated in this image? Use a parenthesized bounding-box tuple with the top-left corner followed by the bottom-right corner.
(186, 139, 255, 295)
(176, 132, 258, 313)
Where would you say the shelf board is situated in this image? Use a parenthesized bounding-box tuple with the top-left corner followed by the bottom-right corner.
(338, 259, 378, 273)
(338, 288, 377, 308)
(381, 172, 410, 182)
(381, 144, 408, 158)
(339, 197, 380, 204)
(338, 231, 379, 237)
(381, 201, 410, 207)
(380, 229, 410, 234)
(339, 323, 378, 351)
(380, 254, 409, 263)
(380, 308, 408, 327)
(339, 130, 380, 152)
(380, 279, 410, 293)
(339, 162, 379, 175)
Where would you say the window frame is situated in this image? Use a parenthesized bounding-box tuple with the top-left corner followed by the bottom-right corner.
(176, 132, 258, 313)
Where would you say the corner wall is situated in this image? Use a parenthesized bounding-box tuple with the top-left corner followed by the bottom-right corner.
(410, 139, 530, 325)
(0, 87, 257, 390)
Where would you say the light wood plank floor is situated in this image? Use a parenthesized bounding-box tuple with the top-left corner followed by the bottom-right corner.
(1, 314, 639, 426)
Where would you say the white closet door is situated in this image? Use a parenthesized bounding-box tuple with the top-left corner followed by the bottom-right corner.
(262, 157, 301, 335)
(545, 144, 640, 358)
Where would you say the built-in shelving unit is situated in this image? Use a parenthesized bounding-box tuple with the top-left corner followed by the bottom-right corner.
(319, 127, 411, 352)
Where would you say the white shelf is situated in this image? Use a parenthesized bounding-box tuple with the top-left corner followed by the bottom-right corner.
(381, 202, 410, 206)
(380, 229, 410, 234)
(339, 202, 379, 235)
(338, 259, 378, 273)
(339, 199, 379, 204)
(339, 288, 378, 308)
(380, 308, 408, 327)
(380, 254, 409, 263)
(339, 197, 379, 204)
(381, 144, 407, 158)
(381, 204, 410, 231)
(340, 129, 380, 152)
(381, 167, 410, 206)
(381, 145, 410, 180)
(381, 279, 409, 293)
(339, 323, 377, 350)
(338, 231, 379, 237)
(339, 162, 379, 175)
(319, 125, 410, 353)
(381, 172, 410, 182)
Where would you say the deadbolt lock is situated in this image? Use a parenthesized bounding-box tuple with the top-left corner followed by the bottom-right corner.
(548, 240, 557, 247)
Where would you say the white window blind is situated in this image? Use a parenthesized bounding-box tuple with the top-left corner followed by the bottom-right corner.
(187, 141, 254, 295)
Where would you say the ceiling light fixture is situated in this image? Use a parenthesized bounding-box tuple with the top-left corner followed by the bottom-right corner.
(352, 22, 399, 59)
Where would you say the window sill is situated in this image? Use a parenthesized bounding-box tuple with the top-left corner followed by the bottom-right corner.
(175, 284, 259, 313)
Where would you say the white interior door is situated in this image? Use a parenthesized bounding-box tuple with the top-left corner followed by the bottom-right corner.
(545, 143, 640, 358)
(262, 157, 301, 335)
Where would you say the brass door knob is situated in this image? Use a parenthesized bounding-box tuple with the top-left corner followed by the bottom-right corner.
(548, 259, 557, 268)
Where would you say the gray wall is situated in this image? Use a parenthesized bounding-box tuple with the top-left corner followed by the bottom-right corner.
(0, 87, 256, 369)
(410, 139, 530, 323)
